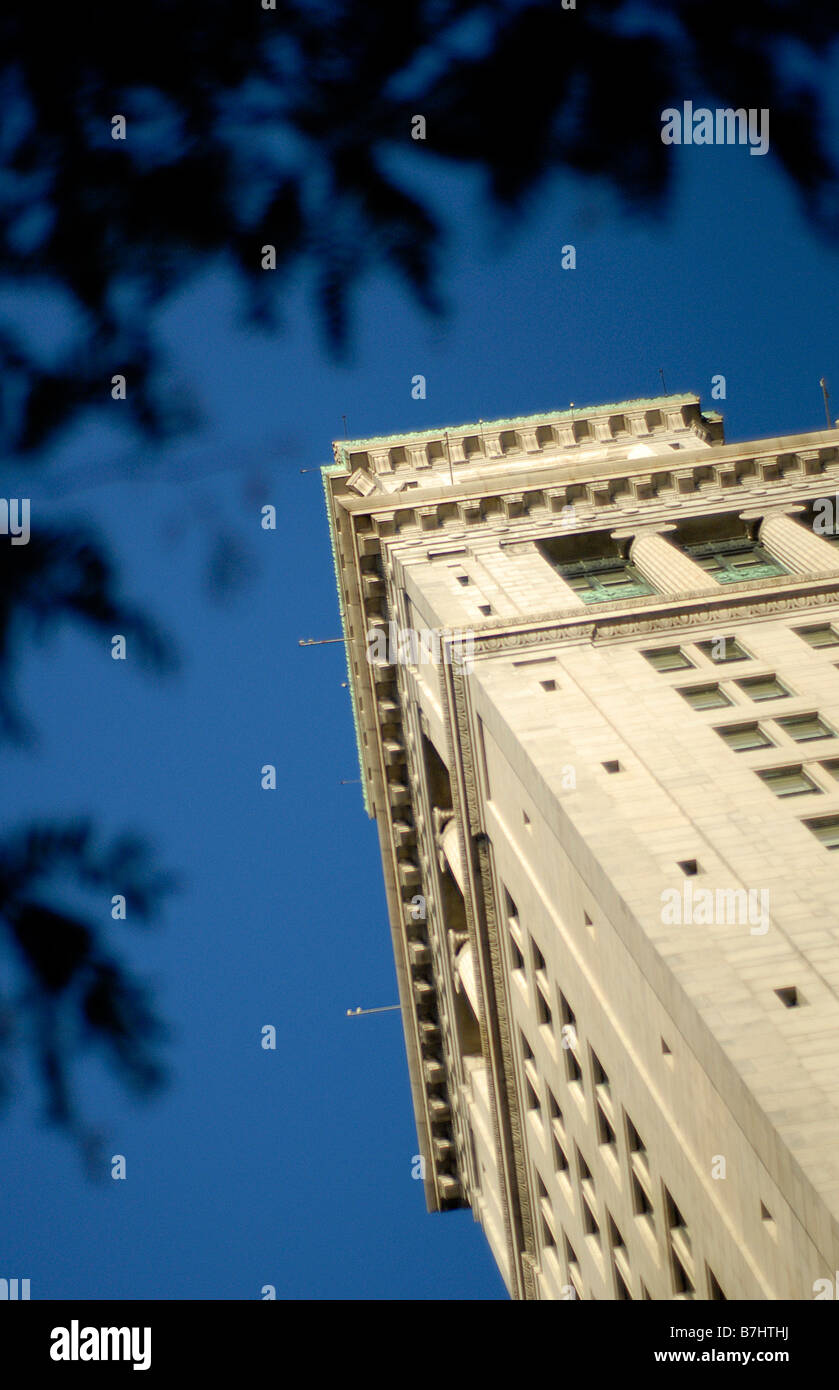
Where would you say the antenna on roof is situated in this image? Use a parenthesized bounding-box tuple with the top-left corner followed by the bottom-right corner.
(659, 368, 667, 393)
(820, 378, 832, 429)
(342, 414, 349, 438)
(298, 637, 344, 646)
(346, 1005, 401, 1017)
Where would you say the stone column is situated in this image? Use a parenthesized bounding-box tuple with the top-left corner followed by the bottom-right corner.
(612, 524, 713, 596)
(748, 507, 839, 576)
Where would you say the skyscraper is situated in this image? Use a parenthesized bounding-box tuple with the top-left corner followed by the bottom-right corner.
(323, 394, 839, 1300)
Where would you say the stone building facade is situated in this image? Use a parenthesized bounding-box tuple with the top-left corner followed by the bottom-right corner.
(323, 394, 839, 1299)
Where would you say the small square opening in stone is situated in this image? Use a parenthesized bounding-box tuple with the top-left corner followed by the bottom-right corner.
(774, 985, 803, 1008)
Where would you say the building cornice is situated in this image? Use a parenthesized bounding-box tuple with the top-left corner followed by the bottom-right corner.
(331, 393, 722, 471)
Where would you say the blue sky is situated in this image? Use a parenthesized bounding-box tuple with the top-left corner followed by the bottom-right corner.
(1, 101, 838, 1299)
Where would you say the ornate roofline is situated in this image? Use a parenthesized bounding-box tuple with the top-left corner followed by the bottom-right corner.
(331, 393, 721, 465)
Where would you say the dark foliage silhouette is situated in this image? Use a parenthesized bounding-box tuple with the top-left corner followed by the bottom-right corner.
(1, 0, 837, 454)
(0, 520, 177, 1145)
(0, 821, 175, 1154)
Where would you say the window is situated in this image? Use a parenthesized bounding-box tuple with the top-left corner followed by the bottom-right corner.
(775, 712, 836, 743)
(794, 624, 839, 648)
(666, 1191, 687, 1230)
(683, 538, 787, 583)
(626, 1115, 648, 1168)
(525, 1077, 541, 1113)
(760, 1201, 778, 1242)
(758, 766, 820, 798)
(553, 1135, 569, 1175)
(664, 1189, 691, 1256)
(608, 1215, 631, 1300)
(591, 1051, 610, 1092)
(506, 890, 524, 971)
(672, 1251, 694, 1296)
(678, 683, 732, 710)
(556, 556, 654, 604)
(714, 721, 773, 751)
(596, 1100, 616, 1149)
(565, 1047, 583, 1085)
(576, 1154, 599, 1241)
(707, 1267, 727, 1301)
(559, 994, 582, 1088)
(626, 1113, 654, 1229)
(631, 1170, 653, 1219)
(820, 759, 839, 781)
(536, 984, 553, 1029)
(736, 674, 791, 702)
(591, 1051, 613, 1140)
(804, 815, 839, 848)
(582, 1197, 600, 1240)
(643, 646, 693, 672)
(697, 636, 750, 663)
